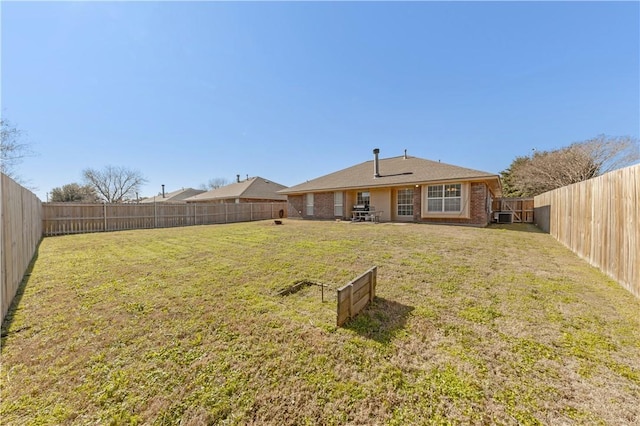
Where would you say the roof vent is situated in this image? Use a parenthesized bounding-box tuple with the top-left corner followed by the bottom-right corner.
(373, 148, 380, 178)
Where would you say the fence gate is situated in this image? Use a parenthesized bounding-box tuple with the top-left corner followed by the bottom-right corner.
(492, 198, 534, 223)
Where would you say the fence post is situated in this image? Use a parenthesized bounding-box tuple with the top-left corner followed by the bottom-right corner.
(154, 202, 157, 228)
(250, 203, 253, 221)
(369, 267, 376, 302)
(103, 203, 107, 232)
(225, 203, 228, 224)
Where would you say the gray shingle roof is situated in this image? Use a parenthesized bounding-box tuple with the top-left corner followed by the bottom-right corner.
(185, 177, 288, 202)
(280, 155, 501, 195)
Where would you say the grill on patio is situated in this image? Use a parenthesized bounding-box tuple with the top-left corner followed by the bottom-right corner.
(351, 204, 382, 223)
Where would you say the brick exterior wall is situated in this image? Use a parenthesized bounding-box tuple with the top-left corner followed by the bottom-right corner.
(287, 192, 336, 220)
(286, 192, 338, 220)
(469, 183, 489, 225)
(290, 182, 491, 226)
(287, 195, 304, 218)
(312, 192, 336, 219)
(413, 185, 422, 222)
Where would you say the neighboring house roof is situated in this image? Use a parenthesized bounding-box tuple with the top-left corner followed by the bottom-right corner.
(141, 188, 206, 203)
(184, 177, 288, 202)
(280, 155, 502, 196)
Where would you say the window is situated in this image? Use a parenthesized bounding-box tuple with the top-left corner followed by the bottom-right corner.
(334, 191, 343, 217)
(356, 191, 370, 207)
(427, 184, 462, 212)
(306, 193, 314, 216)
(397, 189, 414, 216)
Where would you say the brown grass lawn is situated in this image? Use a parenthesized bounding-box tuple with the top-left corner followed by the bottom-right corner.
(1, 220, 639, 425)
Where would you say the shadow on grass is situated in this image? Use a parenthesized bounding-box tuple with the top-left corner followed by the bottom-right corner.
(488, 223, 546, 233)
(1, 244, 40, 351)
(343, 297, 414, 345)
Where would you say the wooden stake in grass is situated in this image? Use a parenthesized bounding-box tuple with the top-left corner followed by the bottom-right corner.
(277, 280, 328, 303)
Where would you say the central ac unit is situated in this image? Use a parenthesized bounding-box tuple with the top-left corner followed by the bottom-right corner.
(497, 212, 513, 224)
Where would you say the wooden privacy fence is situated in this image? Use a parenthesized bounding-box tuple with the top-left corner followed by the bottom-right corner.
(42, 202, 288, 236)
(534, 164, 639, 298)
(337, 266, 377, 326)
(492, 198, 534, 223)
(1, 174, 43, 323)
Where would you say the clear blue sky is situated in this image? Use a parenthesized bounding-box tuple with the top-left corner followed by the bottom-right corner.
(2, 1, 638, 200)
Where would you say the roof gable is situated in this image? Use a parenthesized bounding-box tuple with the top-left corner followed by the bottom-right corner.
(141, 188, 205, 203)
(185, 177, 288, 201)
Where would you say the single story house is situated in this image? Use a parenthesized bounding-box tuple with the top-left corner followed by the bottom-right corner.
(279, 149, 502, 226)
(184, 176, 288, 204)
(140, 187, 205, 203)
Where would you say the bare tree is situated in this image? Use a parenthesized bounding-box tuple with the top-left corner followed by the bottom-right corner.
(501, 135, 639, 197)
(576, 135, 640, 175)
(83, 165, 147, 203)
(50, 183, 100, 203)
(200, 177, 230, 190)
(1, 118, 34, 181)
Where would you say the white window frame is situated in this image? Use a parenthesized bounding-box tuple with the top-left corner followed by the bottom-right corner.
(421, 182, 470, 219)
(334, 191, 343, 217)
(306, 193, 314, 216)
(396, 188, 414, 216)
(427, 183, 462, 213)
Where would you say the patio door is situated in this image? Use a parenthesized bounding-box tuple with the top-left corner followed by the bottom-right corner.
(396, 188, 414, 220)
